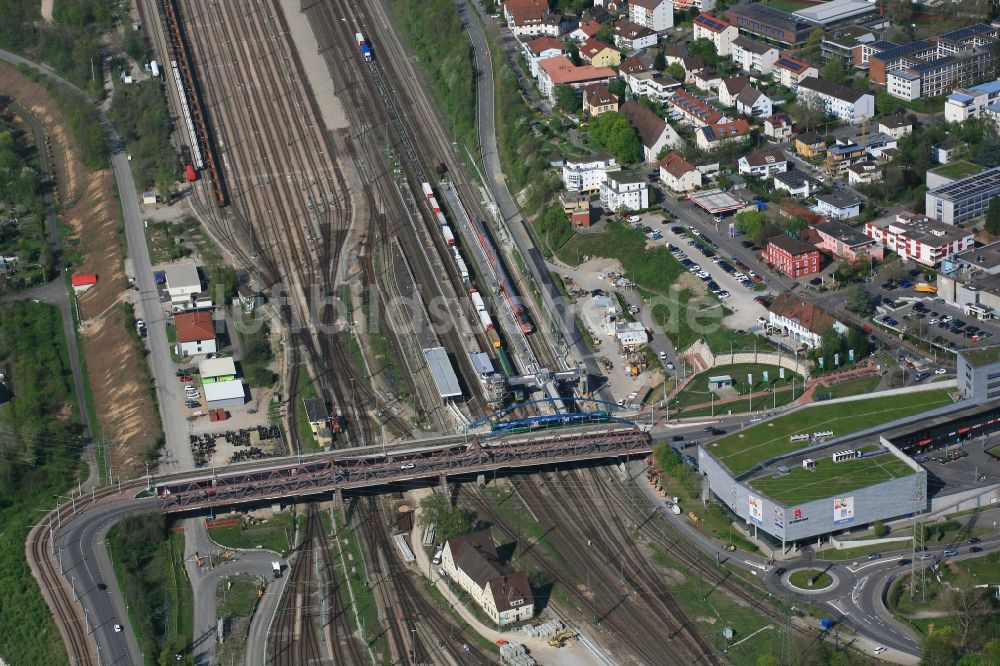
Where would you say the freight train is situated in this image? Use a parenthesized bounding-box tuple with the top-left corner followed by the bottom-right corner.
(470, 217, 534, 334)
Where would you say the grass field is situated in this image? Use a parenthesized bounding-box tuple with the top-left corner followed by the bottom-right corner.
(788, 569, 833, 589)
(674, 363, 802, 410)
(817, 375, 881, 400)
(707, 389, 954, 475)
(209, 512, 295, 555)
(749, 453, 916, 504)
(218, 575, 260, 617)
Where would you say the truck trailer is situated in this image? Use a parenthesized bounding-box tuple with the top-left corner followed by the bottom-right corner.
(356, 33, 372, 62)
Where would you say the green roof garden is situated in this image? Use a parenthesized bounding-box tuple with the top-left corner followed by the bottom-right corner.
(748, 452, 916, 505)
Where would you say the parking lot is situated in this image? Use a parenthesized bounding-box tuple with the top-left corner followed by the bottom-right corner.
(875, 295, 998, 354)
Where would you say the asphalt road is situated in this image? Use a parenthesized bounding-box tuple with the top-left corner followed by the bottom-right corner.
(459, 0, 612, 399)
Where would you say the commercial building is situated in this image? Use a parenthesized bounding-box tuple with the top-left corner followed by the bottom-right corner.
(768, 292, 845, 348)
(796, 77, 874, 123)
(693, 13, 738, 56)
(791, 0, 876, 27)
(731, 35, 780, 75)
(864, 212, 975, 266)
(423, 346, 462, 399)
(668, 88, 727, 127)
(616, 321, 649, 348)
(535, 56, 616, 102)
(562, 155, 618, 192)
(925, 166, 1000, 226)
(163, 263, 202, 304)
(174, 310, 218, 357)
(600, 171, 649, 211)
(821, 27, 878, 66)
(724, 4, 819, 46)
(658, 152, 703, 192)
(738, 149, 789, 178)
(814, 192, 863, 220)
(441, 531, 535, 627)
(812, 220, 882, 261)
(773, 54, 818, 89)
(957, 348, 1000, 402)
(869, 25, 1000, 100)
(696, 119, 751, 151)
(199, 357, 246, 409)
(763, 235, 821, 278)
(628, 0, 673, 33)
(619, 100, 683, 162)
(945, 80, 1000, 123)
(583, 83, 619, 116)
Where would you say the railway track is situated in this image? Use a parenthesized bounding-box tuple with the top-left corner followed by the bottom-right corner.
(270, 505, 325, 665)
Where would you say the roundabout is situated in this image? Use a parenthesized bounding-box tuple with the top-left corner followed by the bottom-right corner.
(786, 568, 837, 592)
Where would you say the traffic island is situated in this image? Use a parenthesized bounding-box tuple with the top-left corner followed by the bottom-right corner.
(787, 569, 835, 591)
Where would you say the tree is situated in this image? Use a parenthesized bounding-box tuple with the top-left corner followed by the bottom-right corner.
(208, 266, 239, 305)
(587, 111, 642, 163)
(821, 58, 848, 86)
(735, 209, 767, 238)
(554, 84, 579, 113)
(653, 49, 666, 71)
(974, 129, 1000, 167)
(688, 38, 719, 69)
(418, 492, 473, 541)
(921, 628, 961, 666)
(944, 573, 994, 649)
(666, 62, 685, 82)
(872, 519, 889, 537)
(986, 197, 1000, 236)
(790, 94, 827, 131)
(803, 28, 824, 59)
(845, 284, 876, 314)
(754, 222, 781, 248)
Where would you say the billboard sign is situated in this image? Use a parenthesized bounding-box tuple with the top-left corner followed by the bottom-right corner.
(748, 495, 764, 525)
(774, 506, 784, 531)
(833, 497, 855, 525)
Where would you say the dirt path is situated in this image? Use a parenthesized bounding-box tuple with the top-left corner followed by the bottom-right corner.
(40, 0, 53, 22)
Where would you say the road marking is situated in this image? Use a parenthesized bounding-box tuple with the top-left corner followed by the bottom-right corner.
(827, 600, 850, 615)
(847, 556, 902, 573)
(851, 575, 868, 609)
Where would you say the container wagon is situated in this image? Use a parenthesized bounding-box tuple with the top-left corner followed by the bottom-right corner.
(470, 217, 534, 334)
(470, 290, 487, 313)
(356, 33, 372, 61)
(442, 226, 455, 246)
(486, 328, 501, 350)
(421, 182, 434, 200)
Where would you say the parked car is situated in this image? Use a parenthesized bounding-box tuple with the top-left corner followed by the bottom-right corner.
(935, 368, 948, 375)
(969, 537, 981, 544)
(867, 552, 882, 560)
(178, 375, 193, 382)
(970, 546, 983, 553)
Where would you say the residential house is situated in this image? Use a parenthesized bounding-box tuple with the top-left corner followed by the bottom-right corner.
(847, 163, 882, 186)
(620, 56, 649, 80)
(163, 263, 202, 304)
(619, 100, 683, 162)
(509, 11, 569, 38)
(763, 112, 794, 140)
(570, 18, 602, 42)
(814, 192, 863, 219)
(681, 56, 706, 83)
(794, 131, 826, 158)
(735, 85, 773, 118)
(627, 70, 681, 103)
(693, 13, 738, 56)
(668, 88, 727, 127)
(600, 170, 650, 211)
(174, 310, 218, 357)
(773, 53, 818, 89)
(613, 20, 657, 50)
(691, 67, 722, 92)
(579, 38, 621, 67)
(826, 139, 866, 174)
(303, 397, 333, 447)
(763, 234, 821, 278)
(503, 0, 546, 26)
(441, 531, 535, 627)
(768, 292, 847, 349)
(662, 42, 685, 66)
(731, 35, 780, 75)
(796, 76, 874, 123)
(562, 154, 618, 192)
(696, 119, 751, 151)
(877, 114, 913, 140)
(658, 152, 703, 192)
(864, 212, 975, 266)
(738, 148, 788, 177)
(812, 220, 883, 261)
(629, 0, 673, 33)
(583, 83, 619, 115)
(718, 76, 750, 107)
(523, 37, 565, 76)
(675, 0, 716, 11)
(773, 169, 818, 197)
(932, 138, 964, 164)
(535, 56, 616, 102)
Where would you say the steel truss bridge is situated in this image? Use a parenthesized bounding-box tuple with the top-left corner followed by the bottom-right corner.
(157, 425, 651, 512)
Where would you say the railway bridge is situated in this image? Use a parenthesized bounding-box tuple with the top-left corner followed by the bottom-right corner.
(157, 425, 651, 512)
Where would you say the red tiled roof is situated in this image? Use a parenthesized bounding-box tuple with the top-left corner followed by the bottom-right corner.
(767, 234, 818, 257)
(538, 56, 615, 85)
(526, 37, 564, 56)
(766, 112, 793, 127)
(669, 89, 723, 125)
(174, 311, 216, 343)
(71, 273, 97, 286)
(693, 13, 732, 33)
(577, 18, 602, 37)
(619, 56, 648, 75)
(658, 152, 697, 179)
(769, 292, 836, 334)
(699, 119, 751, 143)
(614, 19, 654, 40)
(579, 38, 615, 60)
(584, 83, 617, 107)
(742, 149, 787, 167)
(774, 53, 812, 74)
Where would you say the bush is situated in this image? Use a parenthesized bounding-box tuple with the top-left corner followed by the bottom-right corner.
(418, 492, 473, 542)
(873, 520, 889, 538)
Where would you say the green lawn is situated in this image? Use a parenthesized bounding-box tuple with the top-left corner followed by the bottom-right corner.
(295, 371, 321, 452)
(818, 375, 881, 400)
(749, 453, 916, 504)
(929, 160, 983, 180)
(951, 551, 1000, 584)
(218, 575, 260, 618)
(764, 0, 813, 11)
(209, 512, 295, 555)
(707, 389, 954, 475)
(674, 363, 802, 410)
(788, 569, 833, 589)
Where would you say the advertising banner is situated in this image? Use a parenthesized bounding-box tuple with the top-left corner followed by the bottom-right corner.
(748, 495, 764, 525)
(833, 497, 855, 525)
(779, 367, 785, 379)
(774, 506, 784, 531)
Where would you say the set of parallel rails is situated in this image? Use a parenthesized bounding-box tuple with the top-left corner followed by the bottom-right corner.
(270, 505, 324, 665)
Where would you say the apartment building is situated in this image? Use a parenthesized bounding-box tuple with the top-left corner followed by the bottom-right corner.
(796, 76, 874, 123)
(629, 0, 673, 33)
(562, 154, 619, 192)
(668, 88, 727, 127)
(763, 235, 821, 278)
(925, 166, 1000, 226)
(693, 13, 738, 56)
(945, 80, 1000, 123)
(600, 171, 650, 211)
(738, 149, 789, 177)
(773, 54, 818, 89)
(535, 56, 616, 102)
(736, 86, 773, 117)
(696, 119, 751, 150)
(583, 83, 619, 116)
(658, 152, 703, 192)
(731, 35, 780, 75)
(864, 212, 975, 266)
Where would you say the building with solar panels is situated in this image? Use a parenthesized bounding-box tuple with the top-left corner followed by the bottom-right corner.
(925, 166, 1000, 226)
(724, 4, 819, 46)
(692, 13, 738, 56)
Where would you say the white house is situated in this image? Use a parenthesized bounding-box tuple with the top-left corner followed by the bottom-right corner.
(691, 68, 722, 92)
(619, 100, 683, 162)
(658, 152, 703, 192)
(731, 35, 779, 75)
(692, 13, 738, 56)
(600, 171, 649, 211)
(764, 112, 794, 140)
(613, 20, 658, 50)
(627, 70, 681, 103)
(773, 170, 818, 198)
(945, 80, 1000, 123)
(569, 18, 602, 42)
(523, 37, 565, 76)
(768, 293, 847, 350)
(814, 192, 863, 220)
(772, 54, 817, 89)
(847, 163, 882, 186)
(163, 263, 202, 304)
(562, 155, 619, 193)
(718, 76, 750, 107)
(735, 86, 772, 118)
(738, 149, 788, 178)
(628, 0, 673, 33)
(876, 114, 913, 140)
(796, 77, 874, 123)
(174, 310, 218, 357)
(441, 531, 535, 627)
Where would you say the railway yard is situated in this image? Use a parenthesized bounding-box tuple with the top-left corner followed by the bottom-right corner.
(19, 0, 1000, 662)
